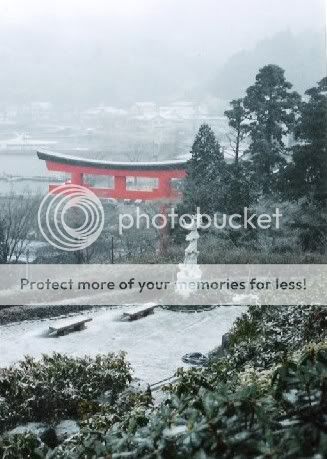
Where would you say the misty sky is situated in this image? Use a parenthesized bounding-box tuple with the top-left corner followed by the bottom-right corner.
(0, 0, 325, 60)
(0, 0, 325, 107)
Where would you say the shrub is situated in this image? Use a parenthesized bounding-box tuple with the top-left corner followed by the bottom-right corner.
(0, 432, 47, 458)
(0, 352, 132, 431)
(49, 343, 327, 458)
(215, 305, 327, 371)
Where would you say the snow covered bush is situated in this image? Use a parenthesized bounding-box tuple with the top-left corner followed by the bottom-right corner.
(80, 386, 153, 432)
(210, 305, 327, 371)
(46, 342, 326, 458)
(0, 432, 47, 458)
(0, 352, 132, 432)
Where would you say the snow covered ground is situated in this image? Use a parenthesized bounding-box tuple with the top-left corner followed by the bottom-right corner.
(0, 306, 243, 384)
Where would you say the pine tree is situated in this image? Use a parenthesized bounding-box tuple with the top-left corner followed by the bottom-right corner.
(223, 162, 256, 215)
(244, 64, 301, 194)
(183, 124, 224, 213)
(284, 77, 327, 203)
(224, 98, 248, 164)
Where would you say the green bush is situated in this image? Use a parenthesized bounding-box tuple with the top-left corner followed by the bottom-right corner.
(49, 343, 327, 458)
(0, 352, 132, 431)
(213, 305, 327, 371)
(0, 432, 47, 458)
(80, 387, 153, 433)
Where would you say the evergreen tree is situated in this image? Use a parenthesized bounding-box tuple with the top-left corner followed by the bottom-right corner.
(223, 162, 256, 215)
(183, 124, 224, 213)
(224, 98, 248, 163)
(283, 77, 327, 203)
(243, 64, 301, 194)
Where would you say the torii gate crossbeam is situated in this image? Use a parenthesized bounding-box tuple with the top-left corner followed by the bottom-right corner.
(37, 150, 188, 255)
(37, 150, 187, 201)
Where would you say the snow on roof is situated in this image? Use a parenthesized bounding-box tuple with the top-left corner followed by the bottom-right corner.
(37, 149, 188, 171)
(84, 106, 127, 116)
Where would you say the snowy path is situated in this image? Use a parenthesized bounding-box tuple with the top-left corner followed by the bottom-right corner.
(0, 306, 243, 384)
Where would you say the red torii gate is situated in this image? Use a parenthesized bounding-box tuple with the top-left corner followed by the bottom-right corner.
(37, 150, 188, 254)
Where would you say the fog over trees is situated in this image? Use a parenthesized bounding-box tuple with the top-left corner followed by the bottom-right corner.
(0, 0, 324, 107)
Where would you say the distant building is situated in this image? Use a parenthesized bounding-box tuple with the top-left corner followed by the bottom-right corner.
(130, 102, 158, 119)
(83, 106, 127, 118)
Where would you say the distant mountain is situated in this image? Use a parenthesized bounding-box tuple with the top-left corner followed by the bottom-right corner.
(0, 24, 211, 108)
(0, 26, 324, 109)
(210, 30, 326, 99)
